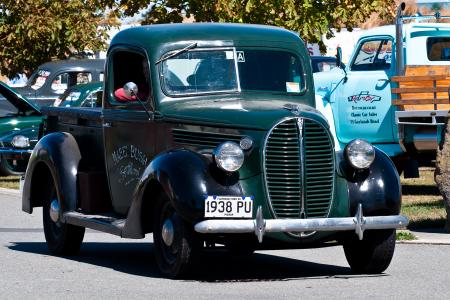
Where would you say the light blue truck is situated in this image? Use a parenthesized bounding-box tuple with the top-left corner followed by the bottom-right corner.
(314, 3, 450, 229)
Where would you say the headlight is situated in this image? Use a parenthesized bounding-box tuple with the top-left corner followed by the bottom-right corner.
(11, 135, 30, 148)
(213, 141, 244, 172)
(345, 139, 375, 169)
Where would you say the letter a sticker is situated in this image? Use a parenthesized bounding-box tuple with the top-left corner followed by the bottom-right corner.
(237, 51, 245, 62)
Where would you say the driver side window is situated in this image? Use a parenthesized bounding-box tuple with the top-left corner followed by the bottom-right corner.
(111, 51, 151, 103)
(351, 39, 392, 71)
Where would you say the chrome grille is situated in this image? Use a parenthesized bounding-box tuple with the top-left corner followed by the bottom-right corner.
(264, 118, 334, 219)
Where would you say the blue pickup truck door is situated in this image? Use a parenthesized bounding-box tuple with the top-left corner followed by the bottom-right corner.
(334, 37, 396, 145)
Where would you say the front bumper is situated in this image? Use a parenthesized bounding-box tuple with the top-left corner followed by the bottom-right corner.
(0, 148, 32, 160)
(195, 204, 409, 243)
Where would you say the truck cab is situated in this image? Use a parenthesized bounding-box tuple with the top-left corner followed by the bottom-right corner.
(315, 5, 450, 171)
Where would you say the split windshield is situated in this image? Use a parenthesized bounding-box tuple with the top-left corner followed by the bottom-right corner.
(160, 49, 305, 96)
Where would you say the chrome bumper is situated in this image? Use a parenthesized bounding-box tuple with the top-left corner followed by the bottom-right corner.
(0, 148, 32, 159)
(194, 204, 409, 243)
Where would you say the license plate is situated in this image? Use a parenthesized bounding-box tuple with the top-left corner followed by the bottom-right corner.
(204, 196, 253, 218)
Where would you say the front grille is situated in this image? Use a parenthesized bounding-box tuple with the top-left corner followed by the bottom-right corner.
(264, 118, 334, 219)
(172, 129, 242, 148)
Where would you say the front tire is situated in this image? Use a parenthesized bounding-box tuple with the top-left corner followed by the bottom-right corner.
(43, 181, 85, 255)
(343, 229, 396, 274)
(153, 192, 201, 278)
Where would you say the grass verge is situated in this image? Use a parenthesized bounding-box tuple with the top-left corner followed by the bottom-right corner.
(396, 231, 417, 241)
(401, 167, 446, 229)
(0, 176, 20, 190)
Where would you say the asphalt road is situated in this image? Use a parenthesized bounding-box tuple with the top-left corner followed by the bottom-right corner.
(1, 189, 449, 299)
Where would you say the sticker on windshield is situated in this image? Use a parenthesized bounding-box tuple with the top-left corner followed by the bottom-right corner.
(236, 51, 245, 62)
(286, 82, 300, 93)
(225, 51, 234, 60)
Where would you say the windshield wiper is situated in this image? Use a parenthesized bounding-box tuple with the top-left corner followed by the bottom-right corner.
(155, 42, 197, 65)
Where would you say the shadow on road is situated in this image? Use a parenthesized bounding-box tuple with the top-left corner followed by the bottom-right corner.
(401, 184, 440, 196)
(8, 242, 385, 282)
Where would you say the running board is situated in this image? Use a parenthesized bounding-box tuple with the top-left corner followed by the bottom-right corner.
(63, 212, 125, 236)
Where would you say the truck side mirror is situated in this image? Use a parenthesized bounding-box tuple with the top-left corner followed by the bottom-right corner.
(336, 47, 343, 69)
(123, 82, 138, 97)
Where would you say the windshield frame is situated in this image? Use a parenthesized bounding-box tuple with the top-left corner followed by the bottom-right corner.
(158, 47, 306, 98)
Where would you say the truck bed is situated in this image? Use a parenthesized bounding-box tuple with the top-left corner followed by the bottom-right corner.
(42, 106, 105, 171)
(391, 65, 450, 111)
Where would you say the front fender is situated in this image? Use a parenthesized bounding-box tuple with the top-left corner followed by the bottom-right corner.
(341, 147, 401, 216)
(123, 149, 243, 237)
(22, 132, 81, 214)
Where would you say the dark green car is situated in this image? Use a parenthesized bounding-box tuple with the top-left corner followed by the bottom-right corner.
(0, 82, 103, 175)
(0, 81, 42, 175)
(22, 23, 407, 278)
(53, 81, 103, 108)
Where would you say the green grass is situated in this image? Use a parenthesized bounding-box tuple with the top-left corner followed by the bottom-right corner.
(0, 176, 20, 189)
(401, 167, 447, 229)
(396, 231, 417, 241)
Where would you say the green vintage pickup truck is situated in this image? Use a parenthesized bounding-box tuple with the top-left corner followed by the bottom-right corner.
(22, 23, 407, 278)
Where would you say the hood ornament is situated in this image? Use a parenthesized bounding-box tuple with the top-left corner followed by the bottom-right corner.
(283, 104, 300, 116)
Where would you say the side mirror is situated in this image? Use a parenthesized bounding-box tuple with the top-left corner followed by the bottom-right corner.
(336, 47, 344, 69)
(123, 82, 138, 97)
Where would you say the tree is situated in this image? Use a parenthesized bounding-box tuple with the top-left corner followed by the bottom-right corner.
(140, 0, 396, 51)
(0, 0, 114, 78)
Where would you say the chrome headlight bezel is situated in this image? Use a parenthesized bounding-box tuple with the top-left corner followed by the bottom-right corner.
(11, 135, 30, 148)
(345, 139, 375, 169)
(213, 141, 245, 172)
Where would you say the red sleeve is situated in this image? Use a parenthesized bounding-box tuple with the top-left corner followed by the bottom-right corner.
(114, 88, 136, 102)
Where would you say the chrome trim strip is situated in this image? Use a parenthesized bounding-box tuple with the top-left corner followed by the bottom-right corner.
(195, 204, 408, 243)
(297, 118, 306, 218)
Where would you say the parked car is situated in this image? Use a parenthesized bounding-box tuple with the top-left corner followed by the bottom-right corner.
(53, 82, 103, 108)
(22, 23, 407, 278)
(0, 81, 42, 175)
(311, 56, 337, 73)
(13, 59, 104, 107)
(0, 82, 103, 176)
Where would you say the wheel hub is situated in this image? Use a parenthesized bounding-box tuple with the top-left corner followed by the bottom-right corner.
(49, 199, 60, 223)
(161, 218, 174, 246)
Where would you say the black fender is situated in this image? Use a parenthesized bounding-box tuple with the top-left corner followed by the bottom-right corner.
(122, 149, 242, 237)
(22, 132, 81, 215)
(341, 147, 401, 216)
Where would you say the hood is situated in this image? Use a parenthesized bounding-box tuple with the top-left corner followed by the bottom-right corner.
(159, 95, 328, 131)
(0, 82, 41, 114)
(0, 126, 39, 144)
(313, 67, 346, 100)
(0, 116, 42, 137)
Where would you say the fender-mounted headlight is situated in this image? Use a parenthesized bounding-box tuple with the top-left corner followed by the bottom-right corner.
(213, 141, 244, 172)
(345, 139, 375, 169)
(11, 135, 30, 148)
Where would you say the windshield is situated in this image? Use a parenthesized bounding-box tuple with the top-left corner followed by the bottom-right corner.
(160, 49, 305, 96)
(28, 69, 51, 90)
